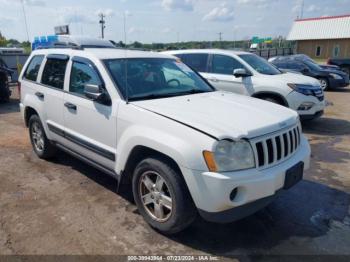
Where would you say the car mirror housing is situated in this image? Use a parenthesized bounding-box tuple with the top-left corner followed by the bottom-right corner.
(84, 84, 104, 101)
(233, 68, 251, 78)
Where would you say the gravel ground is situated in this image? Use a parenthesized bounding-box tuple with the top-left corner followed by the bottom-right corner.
(0, 87, 350, 260)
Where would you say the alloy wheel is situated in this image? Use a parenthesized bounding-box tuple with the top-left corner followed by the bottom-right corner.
(138, 171, 173, 222)
(31, 122, 45, 152)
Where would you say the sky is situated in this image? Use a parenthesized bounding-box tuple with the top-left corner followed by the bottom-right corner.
(0, 0, 350, 44)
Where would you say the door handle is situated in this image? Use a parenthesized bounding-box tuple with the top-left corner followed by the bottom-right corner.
(64, 102, 77, 111)
(209, 78, 219, 82)
(35, 92, 44, 99)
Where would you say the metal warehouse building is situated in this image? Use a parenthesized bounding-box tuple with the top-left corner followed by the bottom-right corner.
(287, 14, 350, 59)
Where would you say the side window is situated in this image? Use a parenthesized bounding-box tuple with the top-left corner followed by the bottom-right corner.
(70, 62, 102, 95)
(315, 46, 322, 57)
(24, 55, 44, 81)
(181, 53, 209, 72)
(41, 58, 68, 89)
(211, 55, 243, 75)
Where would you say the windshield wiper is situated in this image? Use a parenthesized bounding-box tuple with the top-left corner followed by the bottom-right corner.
(128, 93, 174, 101)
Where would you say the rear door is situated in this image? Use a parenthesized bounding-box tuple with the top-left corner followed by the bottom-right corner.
(207, 54, 250, 95)
(62, 57, 117, 170)
(39, 54, 69, 144)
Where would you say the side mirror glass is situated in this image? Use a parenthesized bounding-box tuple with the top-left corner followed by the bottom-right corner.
(84, 84, 104, 101)
(233, 68, 251, 78)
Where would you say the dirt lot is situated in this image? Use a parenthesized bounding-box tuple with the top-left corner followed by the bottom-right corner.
(1, 87, 350, 260)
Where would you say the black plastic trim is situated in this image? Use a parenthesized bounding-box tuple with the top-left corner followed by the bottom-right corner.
(198, 191, 281, 223)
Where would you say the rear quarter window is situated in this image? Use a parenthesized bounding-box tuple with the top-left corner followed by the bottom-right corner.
(23, 55, 44, 82)
(180, 53, 209, 72)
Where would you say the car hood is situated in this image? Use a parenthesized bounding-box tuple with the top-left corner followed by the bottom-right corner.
(131, 91, 298, 140)
(259, 72, 321, 86)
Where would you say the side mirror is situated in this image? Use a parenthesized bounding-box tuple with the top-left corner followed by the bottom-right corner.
(84, 84, 104, 101)
(233, 68, 251, 78)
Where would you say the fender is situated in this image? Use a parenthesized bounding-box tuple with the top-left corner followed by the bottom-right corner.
(252, 91, 289, 107)
(115, 124, 211, 175)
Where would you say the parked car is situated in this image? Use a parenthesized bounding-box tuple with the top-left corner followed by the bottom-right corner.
(270, 54, 343, 72)
(327, 58, 350, 75)
(270, 55, 349, 90)
(19, 37, 310, 234)
(0, 57, 13, 102)
(164, 49, 325, 120)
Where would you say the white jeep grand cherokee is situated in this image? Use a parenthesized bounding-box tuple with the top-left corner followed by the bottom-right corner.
(19, 41, 310, 234)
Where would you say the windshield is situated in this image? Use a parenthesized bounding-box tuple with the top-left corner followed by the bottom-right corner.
(104, 58, 214, 101)
(239, 54, 281, 75)
(304, 60, 322, 71)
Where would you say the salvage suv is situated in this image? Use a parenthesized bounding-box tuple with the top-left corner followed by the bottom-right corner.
(19, 37, 310, 234)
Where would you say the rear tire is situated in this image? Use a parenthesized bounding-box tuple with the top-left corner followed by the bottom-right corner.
(132, 156, 196, 234)
(29, 114, 56, 159)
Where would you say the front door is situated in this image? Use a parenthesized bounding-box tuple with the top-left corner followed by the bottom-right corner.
(206, 54, 250, 95)
(63, 57, 117, 171)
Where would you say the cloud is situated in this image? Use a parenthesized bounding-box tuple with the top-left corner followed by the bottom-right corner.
(306, 4, 321, 12)
(24, 0, 45, 6)
(202, 3, 234, 22)
(161, 0, 194, 12)
(162, 27, 172, 33)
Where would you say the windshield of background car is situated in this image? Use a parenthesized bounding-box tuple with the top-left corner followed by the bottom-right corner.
(304, 60, 322, 71)
(104, 58, 214, 101)
(238, 54, 282, 75)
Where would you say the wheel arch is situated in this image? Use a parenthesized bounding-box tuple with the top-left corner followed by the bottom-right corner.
(252, 91, 289, 107)
(24, 106, 39, 127)
(118, 145, 184, 192)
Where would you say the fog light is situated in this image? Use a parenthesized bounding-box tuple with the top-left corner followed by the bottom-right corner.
(298, 102, 315, 111)
(230, 188, 238, 201)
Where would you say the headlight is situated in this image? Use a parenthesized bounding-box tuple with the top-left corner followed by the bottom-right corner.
(287, 83, 319, 96)
(203, 140, 255, 172)
(329, 73, 342, 80)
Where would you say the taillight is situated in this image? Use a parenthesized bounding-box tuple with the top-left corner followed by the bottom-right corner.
(17, 81, 21, 99)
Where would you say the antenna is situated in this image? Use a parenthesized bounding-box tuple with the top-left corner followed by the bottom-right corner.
(300, 0, 304, 19)
(21, 0, 30, 42)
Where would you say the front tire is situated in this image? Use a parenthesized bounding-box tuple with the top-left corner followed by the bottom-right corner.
(29, 114, 56, 159)
(319, 78, 329, 91)
(132, 157, 196, 234)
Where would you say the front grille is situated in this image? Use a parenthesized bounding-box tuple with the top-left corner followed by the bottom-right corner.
(252, 125, 301, 169)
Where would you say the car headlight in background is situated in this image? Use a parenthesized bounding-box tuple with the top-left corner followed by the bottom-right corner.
(203, 140, 255, 172)
(287, 83, 322, 96)
(329, 73, 343, 80)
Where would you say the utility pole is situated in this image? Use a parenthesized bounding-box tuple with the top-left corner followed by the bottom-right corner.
(218, 32, 223, 48)
(99, 13, 106, 39)
(218, 32, 223, 42)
